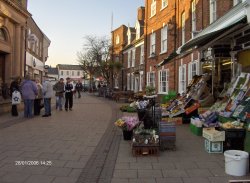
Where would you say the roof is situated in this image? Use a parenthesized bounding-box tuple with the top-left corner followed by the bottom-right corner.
(48, 67, 58, 75)
(57, 64, 82, 70)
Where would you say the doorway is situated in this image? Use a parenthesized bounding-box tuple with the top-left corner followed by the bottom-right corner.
(0, 53, 5, 84)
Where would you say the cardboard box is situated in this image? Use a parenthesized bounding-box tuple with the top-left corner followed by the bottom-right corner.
(204, 139, 223, 153)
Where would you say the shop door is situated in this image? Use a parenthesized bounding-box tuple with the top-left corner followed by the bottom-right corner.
(0, 53, 5, 83)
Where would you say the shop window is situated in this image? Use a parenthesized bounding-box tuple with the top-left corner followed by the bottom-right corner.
(210, 0, 217, 24)
(158, 69, 169, 94)
(161, 25, 168, 53)
(150, 32, 156, 56)
(147, 72, 155, 87)
(151, 0, 156, 17)
(179, 64, 186, 94)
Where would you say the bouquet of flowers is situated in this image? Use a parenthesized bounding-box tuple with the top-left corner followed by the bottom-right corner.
(114, 116, 140, 131)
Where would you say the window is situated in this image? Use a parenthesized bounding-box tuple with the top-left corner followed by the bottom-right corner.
(210, 0, 217, 24)
(162, 0, 168, 9)
(161, 25, 168, 53)
(147, 72, 155, 87)
(191, 0, 196, 38)
(181, 12, 185, 45)
(77, 71, 80, 76)
(127, 51, 131, 68)
(136, 22, 141, 40)
(115, 56, 119, 62)
(139, 72, 143, 91)
(116, 35, 120, 45)
(127, 74, 131, 90)
(131, 74, 135, 91)
(67, 71, 69, 75)
(158, 69, 169, 94)
(188, 61, 199, 84)
(115, 78, 119, 89)
(140, 45, 144, 64)
(131, 49, 135, 67)
(39, 42, 42, 57)
(151, 0, 156, 17)
(234, 0, 242, 5)
(127, 29, 131, 44)
(0, 29, 6, 41)
(150, 32, 156, 55)
(179, 63, 187, 94)
(72, 71, 74, 76)
(61, 71, 63, 76)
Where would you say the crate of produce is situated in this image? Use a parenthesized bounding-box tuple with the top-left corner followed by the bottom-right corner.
(159, 121, 176, 150)
(203, 127, 225, 141)
(190, 123, 202, 136)
(204, 139, 223, 153)
(161, 117, 182, 125)
(218, 115, 235, 123)
(132, 144, 159, 156)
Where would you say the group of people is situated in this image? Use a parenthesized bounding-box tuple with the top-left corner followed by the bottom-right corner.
(10, 75, 83, 118)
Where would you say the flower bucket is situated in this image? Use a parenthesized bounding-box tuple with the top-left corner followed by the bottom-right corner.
(123, 130, 133, 140)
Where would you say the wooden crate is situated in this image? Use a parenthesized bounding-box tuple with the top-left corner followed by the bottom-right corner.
(132, 145, 159, 156)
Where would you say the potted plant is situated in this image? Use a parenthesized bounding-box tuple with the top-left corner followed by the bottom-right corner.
(145, 86, 156, 96)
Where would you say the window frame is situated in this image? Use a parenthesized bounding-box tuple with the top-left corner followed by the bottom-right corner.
(178, 64, 187, 94)
(151, 0, 156, 17)
(147, 71, 155, 87)
(158, 69, 169, 94)
(161, 25, 168, 53)
(191, 0, 196, 38)
(127, 73, 131, 90)
(161, 0, 168, 9)
(127, 51, 131, 68)
(210, 0, 217, 24)
(181, 12, 186, 45)
(131, 49, 135, 67)
(150, 32, 156, 55)
(140, 45, 144, 64)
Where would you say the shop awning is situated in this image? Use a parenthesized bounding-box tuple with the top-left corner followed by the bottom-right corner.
(158, 1, 250, 67)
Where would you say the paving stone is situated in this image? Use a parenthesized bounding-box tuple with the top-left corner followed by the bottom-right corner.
(174, 161, 198, 169)
(47, 159, 66, 168)
(182, 177, 210, 183)
(152, 162, 176, 170)
(21, 146, 41, 152)
(0, 163, 25, 173)
(156, 177, 184, 183)
(113, 170, 138, 179)
(52, 177, 78, 183)
(208, 177, 231, 183)
(196, 161, 221, 169)
(25, 174, 55, 183)
(20, 151, 42, 158)
(59, 154, 81, 161)
(65, 161, 86, 169)
(136, 157, 158, 163)
(162, 170, 189, 178)
(138, 170, 163, 178)
(130, 163, 153, 170)
(129, 178, 156, 183)
(1, 172, 30, 183)
(209, 168, 229, 177)
(114, 163, 130, 170)
(186, 169, 213, 177)
(1, 150, 24, 157)
(116, 157, 137, 163)
(45, 167, 72, 176)
(39, 152, 62, 160)
(69, 168, 83, 177)
(22, 166, 49, 174)
(111, 178, 129, 183)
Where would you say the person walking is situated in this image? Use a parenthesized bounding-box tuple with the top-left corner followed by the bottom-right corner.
(53, 78, 65, 111)
(64, 77, 74, 111)
(21, 74, 38, 118)
(34, 79, 43, 116)
(75, 80, 83, 98)
(42, 77, 53, 117)
(10, 77, 21, 116)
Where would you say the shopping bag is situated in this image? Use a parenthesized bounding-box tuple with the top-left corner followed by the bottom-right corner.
(12, 91, 21, 105)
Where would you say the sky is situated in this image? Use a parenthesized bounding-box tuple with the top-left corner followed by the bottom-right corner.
(28, 0, 144, 67)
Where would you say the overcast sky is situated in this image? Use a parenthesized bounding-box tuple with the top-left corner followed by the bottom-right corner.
(28, 0, 144, 67)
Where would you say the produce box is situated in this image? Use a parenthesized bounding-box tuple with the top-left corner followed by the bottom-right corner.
(132, 144, 159, 156)
(161, 117, 182, 125)
(204, 139, 223, 153)
(198, 107, 210, 114)
(203, 127, 225, 141)
(190, 123, 202, 136)
(218, 115, 235, 123)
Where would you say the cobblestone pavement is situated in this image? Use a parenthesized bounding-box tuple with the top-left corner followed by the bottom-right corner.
(0, 93, 121, 183)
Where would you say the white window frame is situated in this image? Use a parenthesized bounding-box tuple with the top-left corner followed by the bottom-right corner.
(150, 32, 156, 55)
(127, 51, 131, 68)
(151, 0, 156, 17)
(127, 29, 131, 45)
(77, 71, 80, 76)
(61, 71, 63, 76)
(115, 78, 119, 89)
(131, 74, 135, 91)
(136, 21, 140, 40)
(179, 63, 187, 94)
(162, 0, 168, 9)
(147, 72, 155, 87)
(127, 73, 131, 90)
(233, 0, 242, 6)
(191, 0, 196, 38)
(66, 71, 69, 76)
(158, 69, 169, 94)
(210, 0, 217, 24)
(72, 71, 74, 76)
(188, 55, 200, 84)
(140, 45, 144, 64)
(131, 49, 135, 67)
(161, 25, 168, 53)
(181, 12, 185, 45)
(139, 71, 143, 91)
(116, 35, 120, 45)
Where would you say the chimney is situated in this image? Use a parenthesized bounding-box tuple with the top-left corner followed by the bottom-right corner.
(137, 7, 145, 21)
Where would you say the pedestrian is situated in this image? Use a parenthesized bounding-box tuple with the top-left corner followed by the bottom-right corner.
(53, 78, 65, 111)
(64, 77, 74, 111)
(21, 74, 38, 118)
(10, 76, 21, 116)
(75, 80, 83, 98)
(34, 79, 43, 116)
(42, 77, 53, 117)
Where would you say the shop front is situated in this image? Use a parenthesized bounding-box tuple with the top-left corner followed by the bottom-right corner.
(26, 52, 45, 81)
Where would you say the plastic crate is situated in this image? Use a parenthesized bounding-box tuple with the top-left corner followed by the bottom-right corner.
(132, 145, 159, 156)
(218, 115, 235, 123)
(161, 117, 182, 125)
(190, 123, 202, 136)
(203, 127, 225, 141)
(204, 139, 223, 153)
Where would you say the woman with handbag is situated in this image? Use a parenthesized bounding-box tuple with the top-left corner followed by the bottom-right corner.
(10, 77, 21, 116)
(34, 79, 43, 116)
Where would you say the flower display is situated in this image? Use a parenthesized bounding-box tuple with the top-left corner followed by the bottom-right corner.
(114, 116, 140, 131)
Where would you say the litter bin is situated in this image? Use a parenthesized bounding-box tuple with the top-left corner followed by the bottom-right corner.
(224, 150, 249, 176)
